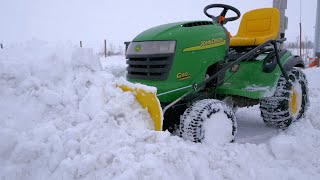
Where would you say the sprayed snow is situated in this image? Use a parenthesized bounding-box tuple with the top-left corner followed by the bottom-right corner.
(100, 55, 127, 78)
(244, 85, 271, 92)
(116, 77, 157, 94)
(101, 55, 156, 94)
(262, 83, 278, 97)
(244, 84, 278, 98)
(1, 42, 320, 180)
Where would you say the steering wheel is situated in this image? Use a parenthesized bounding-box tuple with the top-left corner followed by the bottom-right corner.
(204, 4, 241, 25)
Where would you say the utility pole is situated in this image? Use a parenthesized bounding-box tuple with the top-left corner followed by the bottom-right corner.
(315, 0, 320, 66)
(273, 0, 288, 39)
(104, 39, 107, 58)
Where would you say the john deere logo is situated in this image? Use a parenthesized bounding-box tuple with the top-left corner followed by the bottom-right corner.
(134, 45, 141, 52)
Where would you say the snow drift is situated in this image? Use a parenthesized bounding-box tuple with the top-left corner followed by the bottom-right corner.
(1, 40, 320, 180)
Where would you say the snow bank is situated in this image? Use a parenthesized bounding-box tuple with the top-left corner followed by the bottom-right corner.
(0, 40, 153, 180)
(1, 41, 320, 180)
(100, 55, 127, 78)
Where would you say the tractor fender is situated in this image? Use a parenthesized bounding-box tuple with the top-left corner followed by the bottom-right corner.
(283, 55, 305, 72)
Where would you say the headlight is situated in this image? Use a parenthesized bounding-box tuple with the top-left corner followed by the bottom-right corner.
(126, 41, 176, 56)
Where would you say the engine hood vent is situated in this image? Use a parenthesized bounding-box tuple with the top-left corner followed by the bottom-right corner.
(182, 21, 213, 27)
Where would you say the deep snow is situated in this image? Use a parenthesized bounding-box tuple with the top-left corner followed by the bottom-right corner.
(1, 41, 320, 180)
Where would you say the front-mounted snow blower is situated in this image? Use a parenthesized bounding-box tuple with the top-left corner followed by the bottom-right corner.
(118, 4, 309, 143)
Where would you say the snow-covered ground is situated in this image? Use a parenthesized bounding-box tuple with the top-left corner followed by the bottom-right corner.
(1, 41, 320, 180)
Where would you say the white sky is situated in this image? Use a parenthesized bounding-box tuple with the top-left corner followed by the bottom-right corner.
(0, 0, 317, 46)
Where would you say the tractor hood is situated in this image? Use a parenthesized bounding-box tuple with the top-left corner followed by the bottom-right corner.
(134, 22, 189, 41)
(133, 21, 219, 41)
(127, 21, 228, 103)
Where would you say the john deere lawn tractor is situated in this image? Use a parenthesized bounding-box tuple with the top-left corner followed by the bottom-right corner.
(120, 4, 309, 143)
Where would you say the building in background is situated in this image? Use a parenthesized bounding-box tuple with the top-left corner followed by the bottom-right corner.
(273, 0, 288, 39)
(274, 0, 319, 67)
(315, 0, 320, 66)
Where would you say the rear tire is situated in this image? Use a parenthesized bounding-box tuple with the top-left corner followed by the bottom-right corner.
(179, 99, 237, 144)
(260, 68, 309, 129)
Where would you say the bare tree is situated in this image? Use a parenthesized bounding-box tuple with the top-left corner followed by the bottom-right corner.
(98, 41, 125, 57)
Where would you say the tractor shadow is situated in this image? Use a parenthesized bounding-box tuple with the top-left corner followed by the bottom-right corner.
(235, 105, 279, 144)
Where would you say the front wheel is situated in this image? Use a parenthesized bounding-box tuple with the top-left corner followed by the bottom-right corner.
(260, 68, 309, 129)
(179, 99, 237, 144)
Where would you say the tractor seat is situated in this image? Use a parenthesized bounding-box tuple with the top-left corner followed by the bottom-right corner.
(230, 8, 280, 47)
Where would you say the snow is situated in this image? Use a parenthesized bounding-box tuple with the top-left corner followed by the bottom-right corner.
(100, 56, 157, 93)
(244, 85, 271, 92)
(244, 84, 277, 98)
(100, 55, 127, 78)
(203, 109, 234, 145)
(1, 41, 320, 180)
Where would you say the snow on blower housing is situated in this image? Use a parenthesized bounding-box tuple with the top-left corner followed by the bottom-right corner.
(118, 4, 309, 143)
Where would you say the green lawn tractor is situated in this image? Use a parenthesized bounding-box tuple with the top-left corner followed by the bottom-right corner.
(119, 4, 309, 143)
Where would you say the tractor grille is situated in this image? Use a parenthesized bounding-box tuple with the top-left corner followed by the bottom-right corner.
(126, 54, 174, 80)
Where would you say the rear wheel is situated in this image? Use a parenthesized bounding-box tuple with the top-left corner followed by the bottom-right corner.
(179, 99, 236, 144)
(260, 68, 309, 129)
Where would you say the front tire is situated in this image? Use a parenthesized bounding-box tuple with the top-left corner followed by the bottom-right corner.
(179, 99, 237, 144)
(260, 68, 309, 129)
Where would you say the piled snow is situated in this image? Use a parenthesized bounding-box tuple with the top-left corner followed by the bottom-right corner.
(100, 55, 127, 78)
(1, 41, 320, 180)
(101, 56, 157, 93)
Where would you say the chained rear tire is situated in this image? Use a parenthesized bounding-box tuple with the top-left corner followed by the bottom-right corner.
(260, 68, 309, 129)
(179, 99, 237, 144)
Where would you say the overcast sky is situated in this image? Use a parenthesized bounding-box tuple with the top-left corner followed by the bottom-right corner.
(0, 0, 317, 46)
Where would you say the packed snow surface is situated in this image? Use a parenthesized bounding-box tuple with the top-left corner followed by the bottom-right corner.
(1, 41, 320, 180)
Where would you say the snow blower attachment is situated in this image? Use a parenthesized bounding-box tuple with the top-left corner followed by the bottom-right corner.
(118, 84, 163, 131)
(121, 4, 309, 143)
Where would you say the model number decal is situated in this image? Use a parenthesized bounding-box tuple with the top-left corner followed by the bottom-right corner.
(177, 72, 190, 80)
(183, 38, 226, 52)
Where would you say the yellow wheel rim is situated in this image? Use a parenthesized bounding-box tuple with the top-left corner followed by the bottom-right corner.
(289, 87, 298, 114)
(289, 83, 302, 118)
